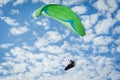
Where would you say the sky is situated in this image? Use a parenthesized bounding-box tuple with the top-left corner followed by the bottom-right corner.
(0, 0, 120, 80)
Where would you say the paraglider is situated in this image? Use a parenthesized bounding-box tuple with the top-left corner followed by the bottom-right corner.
(33, 4, 86, 36)
(33, 4, 86, 71)
(65, 60, 75, 70)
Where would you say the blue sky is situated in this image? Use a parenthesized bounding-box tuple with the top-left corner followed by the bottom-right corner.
(0, 0, 120, 80)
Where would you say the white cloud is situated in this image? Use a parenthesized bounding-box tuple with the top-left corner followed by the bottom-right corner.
(0, 0, 10, 7)
(62, 0, 83, 5)
(10, 26, 29, 35)
(82, 14, 99, 29)
(0, 43, 14, 49)
(115, 10, 120, 21)
(10, 47, 25, 56)
(13, 63, 27, 73)
(10, 9, 19, 15)
(41, 18, 49, 26)
(106, 0, 118, 13)
(34, 31, 63, 49)
(95, 17, 115, 35)
(36, 21, 42, 26)
(2, 75, 16, 80)
(24, 65, 43, 79)
(41, 45, 64, 54)
(35, 18, 50, 30)
(32, 31, 39, 39)
(61, 41, 71, 51)
(45, 31, 62, 43)
(83, 29, 96, 43)
(116, 45, 120, 53)
(93, 0, 108, 14)
(97, 46, 109, 53)
(62, 30, 70, 38)
(22, 44, 34, 51)
(32, 0, 83, 5)
(1, 17, 19, 26)
(40, 0, 60, 4)
(34, 38, 49, 48)
(93, 0, 118, 17)
(115, 37, 120, 44)
(78, 44, 90, 51)
(13, 0, 26, 6)
(0, 1, 120, 80)
(0, 44, 119, 80)
(71, 6, 87, 14)
(0, 45, 65, 79)
(111, 47, 116, 53)
(36, 55, 115, 80)
(110, 71, 120, 80)
(93, 36, 113, 46)
(112, 25, 120, 34)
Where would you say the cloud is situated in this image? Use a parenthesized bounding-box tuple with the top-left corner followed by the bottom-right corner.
(93, 46, 109, 54)
(36, 21, 42, 26)
(40, 45, 64, 54)
(34, 31, 63, 49)
(93, 0, 118, 17)
(0, 0, 10, 7)
(10, 26, 29, 35)
(35, 18, 50, 30)
(0, 0, 120, 80)
(34, 38, 49, 48)
(0, 45, 65, 79)
(36, 55, 118, 80)
(112, 25, 120, 34)
(82, 14, 99, 29)
(95, 17, 115, 35)
(38, 0, 60, 4)
(116, 45, 120, 53)
(93, 36, 113, 46)
(0, 43, 14, 49)
(115, 10, 120, 21)
(115, 37, 120, 44)
(93, 0, 108, 14)
(83, 29, 96, 43)
(110, 70, 120, 80)
(10, 47, 26, 56)
(106, 0, 118, 13)
(13, 0, 26, 6)
(12, 63, 27, 73)
(34, 0, 84, 5)
(91, 56, 114, 80)
(71, 6, 87, 14)
(22, 44, 34, 51)
(45, 31, 62, 43)
(62, 29, 70, 38)
(0, 41, 119, 80)
(10, 9, 19, 15)
(62, 0, 83, 5)
(1, 17, 19, 26)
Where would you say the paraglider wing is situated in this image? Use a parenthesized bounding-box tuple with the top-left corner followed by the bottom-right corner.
(33, 4, 86, 36)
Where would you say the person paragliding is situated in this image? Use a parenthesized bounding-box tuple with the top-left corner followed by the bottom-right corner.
(65, 59, 75, 70)
(33, 4, 85, 71)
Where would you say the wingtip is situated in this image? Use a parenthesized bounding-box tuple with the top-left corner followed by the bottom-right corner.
(32, 11, 37, 19)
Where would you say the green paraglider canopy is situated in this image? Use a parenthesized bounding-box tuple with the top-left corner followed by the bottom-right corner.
(33, 4, 86, 36)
